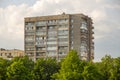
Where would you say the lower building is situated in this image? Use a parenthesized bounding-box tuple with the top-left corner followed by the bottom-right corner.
(0, 48, 24, 60)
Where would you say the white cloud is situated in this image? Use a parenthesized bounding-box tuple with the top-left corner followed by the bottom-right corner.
(90, 9, 107, 22)
(0, 0, 120, 60)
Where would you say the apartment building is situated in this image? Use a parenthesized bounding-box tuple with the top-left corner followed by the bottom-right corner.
(0, 48, 24, 60)
(24, 13, 94, 61)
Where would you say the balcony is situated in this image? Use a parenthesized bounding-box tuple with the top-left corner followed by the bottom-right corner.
(7, 55, 13, 58)
(91, 53, 94, 56)
(47, 22, 58, 25)
(25, 32, 34, 35)
(91, 46, 94, 49)
(36, 44, 46, 47)
(47, 49, 57, 51)
(36, 29, 46, 32)
(27, 53, 34, 56)
(25, 30, 35, 33)
(91, 26, 94, 29)
(25, 44, 34, 46)
(58, 43, 68, 46)
(25, 40, 34, 42)
(92, 36, 94, 39)
(47, 55, 57, 58)
(91, 53, 94, 59)
(58, 20, 69, 25)
(36, 32, 46, 36)
(92, 42, 94, 45)
(58, 54, 67, 58)
(36, 50, 46, 52)
(81, 35, 87, 39)
(92, 31, 94, 34)
(36, 23, 47, 26)
(80, 29, 88, 33)
(58, 27, 68, 30)
(58, 49, 67, 52)
(48, 28, 57, 31)
(36, 55, 46, 58)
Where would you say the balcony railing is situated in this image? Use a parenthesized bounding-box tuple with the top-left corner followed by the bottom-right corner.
(92, 36, 94, 39)
(25, 33, 34, 35)
(92, 26, 94, 29)
(47, 22, 58, 25)
(92, 31, 94, 34)
(36, 44, 46, 47)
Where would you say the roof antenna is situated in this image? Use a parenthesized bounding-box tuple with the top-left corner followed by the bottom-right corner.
(62, 12, 65, 15)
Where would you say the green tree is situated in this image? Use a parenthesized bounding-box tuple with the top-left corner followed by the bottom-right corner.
(82, 61, 103, 80)
(0, 58, 9, 80)
(53, 50, 103, 80)
(109, 57, 120, 80)
(52, 50, 82, 80)
(10, 56, 34, 70)
(34, 58, 59, 80)
(100, 55, 113, 80)
(19, 56, 34, 71)
(6, 56, 34, 80)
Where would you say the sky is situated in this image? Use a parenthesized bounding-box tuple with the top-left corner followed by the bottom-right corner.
(0, 0, 120, 61)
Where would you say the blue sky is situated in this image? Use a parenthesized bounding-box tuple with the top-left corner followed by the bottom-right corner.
(0, 0, 120, 61)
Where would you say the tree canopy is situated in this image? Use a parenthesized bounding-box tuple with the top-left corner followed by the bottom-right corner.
(52, 50, 102, 80)
(0, 51, 119, 80)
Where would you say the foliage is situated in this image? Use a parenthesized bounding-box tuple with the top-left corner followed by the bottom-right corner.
(54, 50, 82, 80)
(33, 58, 60, 80)
(0, 58, 9, 80)
(52, 50, 102, 80)
(82, 61, 103, 80)
(96, 55, 120, 80)
(6, 56, 34, 80)
(0, 51, 120, 80)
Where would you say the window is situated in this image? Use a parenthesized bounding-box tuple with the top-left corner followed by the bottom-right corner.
(47, 36, 57, 40)
(0, 53, 2, 56)
(9, 53, 11, 56)
(36, 26, 46, 30)
(80, 21, 87, 30)
(36, 31, 46, 35)
(80, 41, 88, 56)
(58, 30, 68, 35)
(59, 52, 62, 54)
(48, 31, 57, 35)
(26, 47, 34, 51)
(81, 29, 87, 33)
(71, 46, 73, 49)
(71, 41, 73, 44)
(47, 41, 57, 44)
(36, 21, 46, 26)
(71, 30, 73, 34)
(58, 46, 68, 50)
(48, 26, 54, 29)
(32, 27, 34, 29)
(59, 41, 68, 44)
(47, 46, 57, 50)
(71, 19, 73, 23)
(59, 19, 68, 23)
(65, 19, 69, 22)
(58, 25, 68, 29)
(25, 22, 34, 30)
(58, 35, 68, 38)
(71, 25, 73, 28)
(58, 52, 65, 55)
(36, 37, 46, 40)
(25, 36, 34, 41)
(47, 52, 57, 56)
(36, 47, 45, 51)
